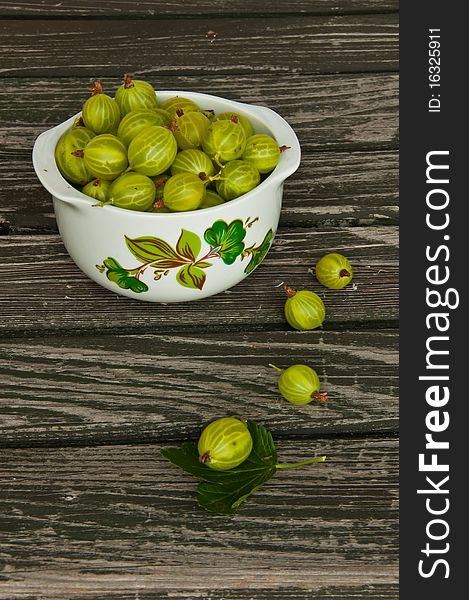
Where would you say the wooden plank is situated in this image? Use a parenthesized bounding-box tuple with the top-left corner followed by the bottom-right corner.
(0, 14, 398, 78)
(0, 436, 398, 597)
(0, 150, 398, 234)
(0, 0, 399, 18)
(0, 227, 398, 335)
(0, 73, 398, 156)
(0, 329, 398, 447)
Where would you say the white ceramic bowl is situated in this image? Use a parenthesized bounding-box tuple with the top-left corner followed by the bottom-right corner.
(32, 90, 301, 302)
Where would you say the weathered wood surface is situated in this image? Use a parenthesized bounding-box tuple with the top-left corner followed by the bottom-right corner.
(0, 227, 398, 335)
(0, 0, 399, 18)
(0, 74, 398, 156)
(0, 329, 398, 447)
(0, 150, 398, 234)
(0, 436, 398, 598)
(0, 2, 399, 597)
(0, 14, 398, 78)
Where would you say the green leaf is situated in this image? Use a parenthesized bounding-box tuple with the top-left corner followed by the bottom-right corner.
(102, 257, 148, 293)
(161, 420, 278, 514)
(176, 229, 201, 262)
(204, 219, 246, 265)
(125, 235, 182, 264)
(244, 229, 274, 275)
(176, 264, 207, 290)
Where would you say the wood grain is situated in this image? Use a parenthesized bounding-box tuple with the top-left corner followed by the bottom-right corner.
(0, 436, 398, 597)
(0, 150, 398, 234)
(0, 329, 398, 446)
(0, 227, 398, 335)
(0, 0, 399, 18)
(0, 15, 398, 78)
(0, 73, 398, 155)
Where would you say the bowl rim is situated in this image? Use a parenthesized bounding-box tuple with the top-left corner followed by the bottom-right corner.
(32, 89, 301, 219)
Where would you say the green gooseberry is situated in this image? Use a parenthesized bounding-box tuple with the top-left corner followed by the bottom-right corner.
(81, 178, 112, 203)
(202, 119, 246, 164)
(82, 80, 121, 134)
(315, 253, 353, 289)
(269, 364, 328, 405)
(198, 416, 253, 471)
(163, 172, 206, 212)
(107, 171, 156, 211)
(117, 109, 169, 146)
(213, 111, 254, 138)
(284, 286, 326, 331)
(242, 134, 281, 174)
(152, 107, 173, 125)
(54, 126, 96, 185)
(172, 111, 211, 150)
(170, 149, 216, 178)
(216, 160, 260, 201)
(198, 189, 224, 209)
(128, 125, 177, 177)
(114, 74, 158, 116)
(82, 134, 128, 180)
(159, 96, 201, 119)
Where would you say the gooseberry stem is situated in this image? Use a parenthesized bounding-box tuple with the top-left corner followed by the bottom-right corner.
(122, 73, 134, 88)
(276, 456, 326, 469)
(340, 269, 351, 278)
(283, 284, 297, 298)
(312, 391, 328, 403)
(268, 363, 283, 374)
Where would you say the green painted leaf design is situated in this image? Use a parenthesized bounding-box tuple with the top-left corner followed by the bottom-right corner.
(204, 219, 246, 265)
(102, 257, 148, 293)
(244, 229, 274, 274)
(125, 235, 182, 264)
(149, 258, 188, 269)
(176, 263, 207, 290)
(195, 261, 212, 268)
(176, 229, 201, 262)
(161, 420, 278, 515)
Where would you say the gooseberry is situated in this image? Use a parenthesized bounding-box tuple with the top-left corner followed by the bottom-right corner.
(117, 109, 169, 146)
(315, 253, 353, 289)
(213, 112, 254, 138)
(114, 73, 158, 116)
(82, 178, 112, 203)
(81, 134, 128, 180)
(55, 126, 95, 185)
(242, 134, 280, 174)
(82, 79, 121, 134)
(163, 172, 206, 212)
(107, 171, 156, 211)
(160, 96, 201, 118)
(198, 189, 224, 209)
(284, 286, 326, 331)
(170, 149, 216, 178)
(198, 416, 253, 471)
(216, 160, 260, 200)
(127, 125, 177, 176)
(202, 119, 246, 164)
(172, 111, 211, 150)
(269, 364, 328, 405)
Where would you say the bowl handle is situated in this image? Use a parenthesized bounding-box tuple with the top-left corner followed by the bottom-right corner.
(32, 123, 86, 206)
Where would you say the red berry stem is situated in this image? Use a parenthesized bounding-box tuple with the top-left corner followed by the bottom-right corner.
(89, 79, 104, 95)
(312, 391, 328, 403)
(283, 285, 297, 298)
(122, 73, 135, 88)
(199, 452, 211, 464)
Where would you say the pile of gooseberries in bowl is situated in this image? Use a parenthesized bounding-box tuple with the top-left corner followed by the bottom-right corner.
(32, 75, 301, 303)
